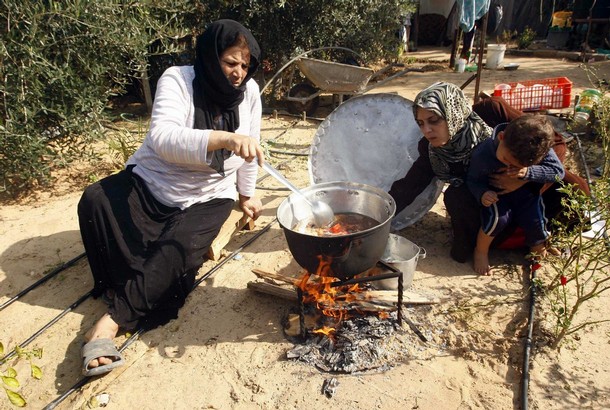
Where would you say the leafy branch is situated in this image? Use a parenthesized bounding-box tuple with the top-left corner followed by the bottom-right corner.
(538, 82, 610, 348)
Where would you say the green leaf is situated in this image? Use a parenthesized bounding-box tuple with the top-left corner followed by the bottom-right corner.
(6, 368, 17, 378)
(31, 364, 43, 380)
(2, 376, 20, 389)
(32, 348, 43, 359)
(0, 342, 4, 356)
(6, 389, 27, 407)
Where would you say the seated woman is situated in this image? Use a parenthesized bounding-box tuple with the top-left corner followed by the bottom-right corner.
(77, 19, 264, 376)
(389, 82, 589, 265)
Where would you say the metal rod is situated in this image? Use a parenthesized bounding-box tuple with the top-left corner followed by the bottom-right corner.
(1, 290, 94, 363)
(329, 271, 401, 288)
(361, 67, 424, 93)
(297, 287, 306, 339)
(0, 252, 86, 312)
(403, 315, 428, 342)
(397, 273, 403, 326)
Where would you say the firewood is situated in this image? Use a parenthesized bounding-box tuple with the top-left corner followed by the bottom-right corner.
(208, 208, 255, 260)
(247, 279, 440, 305)
(247, 281, 297, 301)
(251, 268, 298, 285)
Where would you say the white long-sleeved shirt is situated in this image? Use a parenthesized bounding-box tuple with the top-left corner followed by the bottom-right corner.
(127, 65, 261, 209)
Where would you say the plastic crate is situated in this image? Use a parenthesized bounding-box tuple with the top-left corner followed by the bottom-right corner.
(493, 77, 572, 111)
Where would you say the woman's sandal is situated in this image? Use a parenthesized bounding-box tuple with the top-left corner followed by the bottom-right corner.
(81, 338, 125, 377)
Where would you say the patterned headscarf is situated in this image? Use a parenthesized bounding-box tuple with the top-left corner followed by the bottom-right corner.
(413, 82, 492, 186)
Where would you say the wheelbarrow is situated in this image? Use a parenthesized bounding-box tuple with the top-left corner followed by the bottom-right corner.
(260, 47, 423, 117)
(286, 57, 375, 115)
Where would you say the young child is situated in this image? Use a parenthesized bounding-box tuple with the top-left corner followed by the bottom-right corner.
(466, 115, 565, 275)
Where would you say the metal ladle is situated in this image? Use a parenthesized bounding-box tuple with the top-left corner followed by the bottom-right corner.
(261, 162, 335, 227)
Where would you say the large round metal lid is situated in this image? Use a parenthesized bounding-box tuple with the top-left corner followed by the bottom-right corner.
(308, 93, 443, 230)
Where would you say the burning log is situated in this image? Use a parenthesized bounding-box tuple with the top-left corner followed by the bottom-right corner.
(247, 281, 400, 311)
(251, 268, 297, 285)
(249, 269, 440, 305)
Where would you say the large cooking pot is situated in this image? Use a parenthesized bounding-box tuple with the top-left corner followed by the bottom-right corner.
(277, 181, 396, 280)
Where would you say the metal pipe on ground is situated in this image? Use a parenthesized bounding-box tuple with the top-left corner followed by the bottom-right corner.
(43, 217, 277, 409)
(0, 252, 87, 312)
(1, 290, 94, 363)
(521, 260, 539, 410)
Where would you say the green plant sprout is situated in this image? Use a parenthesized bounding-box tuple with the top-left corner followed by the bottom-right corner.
(1, 342, 43, 408)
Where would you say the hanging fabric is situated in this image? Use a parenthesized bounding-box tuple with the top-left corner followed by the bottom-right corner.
(457, 0, 491, 32)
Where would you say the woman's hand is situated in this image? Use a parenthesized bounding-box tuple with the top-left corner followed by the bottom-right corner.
(489, 168, 527, 194)
(225, 133, 264, 165)
(239, 194, 262, 220)
(502, 165, 528, 179)
(209, 131, 265, 165)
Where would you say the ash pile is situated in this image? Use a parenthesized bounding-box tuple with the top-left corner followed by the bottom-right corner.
(285, 310, 414, 373)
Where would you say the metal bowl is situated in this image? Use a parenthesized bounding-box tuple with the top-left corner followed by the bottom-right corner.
(504, 63, 520, 71)
(277, 181, 396, 279)
(308, 93, 443, 230)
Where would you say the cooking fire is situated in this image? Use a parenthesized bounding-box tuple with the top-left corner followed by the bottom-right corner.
(260, 182, 438, 373)
(249, 261, 439, 374)
(280, 255, 408, 373)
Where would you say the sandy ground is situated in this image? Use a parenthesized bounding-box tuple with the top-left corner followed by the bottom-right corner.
(1, 47, 609, 409)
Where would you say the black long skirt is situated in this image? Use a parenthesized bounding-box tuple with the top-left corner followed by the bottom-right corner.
(77, 166, 234, 330)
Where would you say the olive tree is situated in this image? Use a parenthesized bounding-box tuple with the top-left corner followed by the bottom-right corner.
(1, 0, 415, 194)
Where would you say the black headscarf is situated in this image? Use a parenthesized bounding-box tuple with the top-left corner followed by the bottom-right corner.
(192, 19, 261, 175)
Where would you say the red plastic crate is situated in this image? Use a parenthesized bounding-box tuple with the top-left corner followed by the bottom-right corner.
(493, 77, 572, 111)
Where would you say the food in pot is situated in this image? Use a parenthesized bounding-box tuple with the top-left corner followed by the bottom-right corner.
(293, 212, 379, 237)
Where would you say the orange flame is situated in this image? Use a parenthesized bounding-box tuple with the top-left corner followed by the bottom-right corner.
(295, 255, 373, 338)
(312, 326, 336, 337)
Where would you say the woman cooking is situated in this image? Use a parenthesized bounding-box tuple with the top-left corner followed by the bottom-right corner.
(77, 19, 264, 376)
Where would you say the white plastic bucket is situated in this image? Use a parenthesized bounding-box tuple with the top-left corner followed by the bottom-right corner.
(456, 58, 466, 73)
(486, 44, 506, 69)
(376, 234, 426, 290)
